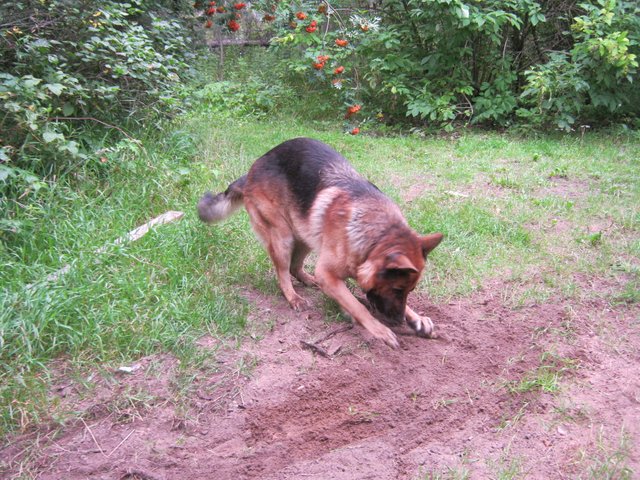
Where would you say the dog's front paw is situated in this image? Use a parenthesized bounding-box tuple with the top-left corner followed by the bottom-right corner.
(407, 315, 436, 338)
(288, 293, 309, 311)
(371, 324, 399, 349)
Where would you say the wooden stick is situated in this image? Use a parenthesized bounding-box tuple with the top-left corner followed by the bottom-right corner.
(94, 211, 184, 253)
(313, 323, 353, 344)
(28, 211, 184, 287)
(300, 341, 331, 358)
(81, 418, 105, 457)
(107, 429, 135, 458)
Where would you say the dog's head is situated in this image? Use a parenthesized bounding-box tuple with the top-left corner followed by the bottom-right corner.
(358, 232, 443, 326)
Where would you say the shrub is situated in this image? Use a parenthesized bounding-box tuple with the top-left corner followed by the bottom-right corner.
(520, 0, 639, 130)
(0, 0, 197, 219)
(240, 0, 640, 131)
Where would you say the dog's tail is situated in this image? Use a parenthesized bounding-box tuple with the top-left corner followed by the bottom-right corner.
(197, 175, 247, 223)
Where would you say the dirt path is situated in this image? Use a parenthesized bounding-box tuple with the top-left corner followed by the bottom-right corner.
(2, 281, 639, 479)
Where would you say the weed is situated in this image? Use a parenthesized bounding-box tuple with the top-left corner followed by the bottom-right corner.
(490, 175, 521, 190)
(613, 280, 640, 304)
(346, 404, 380, 423)
(418, 466, 471, 480)
(577, 427, 634, 480)
(553, 401, 590, 424)
(487, 442, 528, 480)
(433, 398, 459, 410)
(549, 165, 569, 179)
(503, 352, 577, 395)
(497, 402, 530, 431)
(105, 386, 156, 424)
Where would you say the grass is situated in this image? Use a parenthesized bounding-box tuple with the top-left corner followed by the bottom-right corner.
(579, 428, 635, 480)
(419, 467, 471, 480)
(503, 352, 578, 396)
(1, 99, 639, 440)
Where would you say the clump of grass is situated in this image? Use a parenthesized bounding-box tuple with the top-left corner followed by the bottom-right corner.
(417, 454, 472, 480)
(504, 352, 578, 395)
(579, 428, 634, 480)
(613, 280, 640, 304)
(419, 467, 471, 480)
(490, 175, 521, 190)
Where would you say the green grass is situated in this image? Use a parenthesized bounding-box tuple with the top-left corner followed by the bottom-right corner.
(579, 428, 635, 480)
(502, 352, 578, 396)
(1, 105, 639, 436)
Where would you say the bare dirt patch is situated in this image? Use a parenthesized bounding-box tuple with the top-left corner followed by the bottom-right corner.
(2, 277, 638, 480)
(534, 176, 593, 203)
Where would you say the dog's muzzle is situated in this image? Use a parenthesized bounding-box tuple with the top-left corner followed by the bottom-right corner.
(366, 291, 405, 327)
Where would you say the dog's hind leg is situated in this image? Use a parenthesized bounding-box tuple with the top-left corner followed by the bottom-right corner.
(268, 235, 309, 310)
(245, 201, 308, 310)
(290, 242, 316, 287)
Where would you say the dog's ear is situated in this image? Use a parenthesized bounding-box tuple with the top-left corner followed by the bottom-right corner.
(421, 233, 443, 258)
(386, 254, 418, 274)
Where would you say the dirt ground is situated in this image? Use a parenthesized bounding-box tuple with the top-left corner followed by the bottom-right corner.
(2, 274, 638, 480)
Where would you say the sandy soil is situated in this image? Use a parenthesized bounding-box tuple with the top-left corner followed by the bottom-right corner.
(2, 274, 638, 480)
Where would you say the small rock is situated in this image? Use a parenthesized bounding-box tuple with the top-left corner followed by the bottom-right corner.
(117, 364, 141, 374)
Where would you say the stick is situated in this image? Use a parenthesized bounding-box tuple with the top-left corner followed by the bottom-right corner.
(107, 429, 135, 458)
(300, 341, 331, 358)
(313, 323, 353, 344)
(445, 190, 469, 198)
(81, 418, 105, 457)
(94, 211, 184, 253)
(28, 211, 184, 287)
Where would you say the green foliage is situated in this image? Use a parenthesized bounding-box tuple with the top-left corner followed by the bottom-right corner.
(0, 115, 249, 434)
(521, 0, 640, 130)
(0, 0, 197, 217)
(254, 0, 639, 131)
(193, 80, 286, 117)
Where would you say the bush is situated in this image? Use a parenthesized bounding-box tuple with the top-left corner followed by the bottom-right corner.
(520, 0, 639, 130)
(0, 0, 198, 219)
(247, 0, 639, 131)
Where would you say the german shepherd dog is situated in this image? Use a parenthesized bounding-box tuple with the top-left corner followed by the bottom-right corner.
(198, 138, 442, 348)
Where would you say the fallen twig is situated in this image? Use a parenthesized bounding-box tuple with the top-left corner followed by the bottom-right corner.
(95, 210, 184, 253)
(313, 323, 354, 344)
(107, 429, 135, 458)
(81, 418, 105, 457)
(27, 210, 184, 288)
(445, 190, 470, 198)
(300, 341, 331, 358)
(300, 324, 354, 358)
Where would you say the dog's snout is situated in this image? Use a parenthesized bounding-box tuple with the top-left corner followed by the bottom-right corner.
(366, 290, 406, 327)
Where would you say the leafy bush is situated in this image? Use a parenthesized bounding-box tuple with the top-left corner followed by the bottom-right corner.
(0, 0, 197, 221)
(520, 0, 639, 130)
(246, 0, 639, 132)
